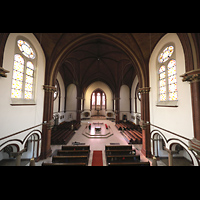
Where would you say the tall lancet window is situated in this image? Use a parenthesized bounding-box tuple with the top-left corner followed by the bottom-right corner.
(11, 38, 36, 102)
(97, 93, 101, 105)
(102, 93, 105, 106)
(158, 45, 178, 104)
(92, 93, 95, 105)
(90, 89, 107, 110)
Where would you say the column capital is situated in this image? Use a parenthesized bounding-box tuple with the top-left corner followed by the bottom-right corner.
(43, 119, 55, 130)
(43, 85, 57, 92)
(0, 67, 9, 77)
(138, 87, 151, 94)
(180, 69, 200, 83)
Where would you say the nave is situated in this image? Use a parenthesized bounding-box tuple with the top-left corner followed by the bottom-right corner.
(37, 120, 155, 166)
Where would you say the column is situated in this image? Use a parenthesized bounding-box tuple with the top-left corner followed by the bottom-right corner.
(76, 96, 82, 123)
(138, 87, 151, 158)
(168, 151, 173, 166)
(76, 86, 82, 124)
(181, 70, 200, 159)
(114, 97, 120, 124)
(11, 149, 26, 166)
(152, 156, 157, 166)
(40, 85, 56, 160)
(164, 147, 173, 166)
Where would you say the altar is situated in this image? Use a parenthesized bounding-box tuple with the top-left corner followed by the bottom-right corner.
(95, 127, 101, 132)
(82, 122, 113, 138)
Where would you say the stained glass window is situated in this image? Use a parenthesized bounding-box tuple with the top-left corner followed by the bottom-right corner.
(97, 93, 101, 105)
(158, 45, 177, 102)
(159, 65, 166, 101)
(25, 61, 34, 99)
(168, 59, 177, 100)
(102, 93, 105, 105)
(158, 46, 174, 63)
(92, 93, 95, 105)
(11, 54, 24, 98)
(17, 40, 36, 59)
(11, 39, 36, 101)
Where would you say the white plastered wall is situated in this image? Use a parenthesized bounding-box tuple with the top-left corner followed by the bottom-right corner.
(120, 85, 130, 120)
(84, 81, 113, 111)
(0, 33, 45, 155)
(65, 83, 77, 121)
(149, 33, 199, 165)
(149, 33, 194, 140)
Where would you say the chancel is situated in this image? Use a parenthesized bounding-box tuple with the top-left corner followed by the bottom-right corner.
(0, 33, 200, 166)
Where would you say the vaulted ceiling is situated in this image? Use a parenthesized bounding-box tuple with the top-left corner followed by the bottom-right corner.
(60, 38, 136, 93)
(33, 33, 166, 93)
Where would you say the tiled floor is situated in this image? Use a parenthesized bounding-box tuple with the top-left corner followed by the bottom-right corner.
(34, 119, 154, 166)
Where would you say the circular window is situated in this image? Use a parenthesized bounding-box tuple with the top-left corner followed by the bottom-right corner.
(158, 46, 174, 63)
(17, 40, 36, 59)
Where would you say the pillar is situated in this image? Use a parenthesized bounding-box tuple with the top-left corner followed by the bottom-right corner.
(164, 147, 173, 166)
(29, 158, 35, 166)
(152, 156, 157, 166)
(11, 148, 26, 166)
(40, 85, 56, 160)
(76, 87, 82, 124)
(168, 151, 173, 166)
(76, 96, 82, 123)
(138, 87, 151, 158)
(16, 153, 22, 166)
(115, 97, 120, 124)
(181, 69, 200, 159)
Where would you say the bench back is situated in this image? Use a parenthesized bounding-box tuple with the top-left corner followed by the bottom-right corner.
(105, 145, 132, 151)
(52, 155, 89, 165)
(62, 145, 90, 151)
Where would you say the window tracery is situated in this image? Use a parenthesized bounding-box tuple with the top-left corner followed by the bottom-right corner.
(11, 39, 36, 101)
(158, 45, 178, 102)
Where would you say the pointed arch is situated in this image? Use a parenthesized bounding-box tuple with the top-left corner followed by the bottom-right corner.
(49, 33, 145, 89)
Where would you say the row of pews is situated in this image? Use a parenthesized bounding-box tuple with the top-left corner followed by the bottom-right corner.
(51, 121, 81, 145)
(105, 145, 150, 166)
(42, 145, 90, 166)
(115, 121, 142, 144)
(42, 144, 150, 166)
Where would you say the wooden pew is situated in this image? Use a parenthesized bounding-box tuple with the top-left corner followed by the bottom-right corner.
(62, 145, 90, 151)
(42, 145, 90, 166)
(57, 150, 90, 156)
(105, 145, 149, 166)
(106, 155, 140, 164)
(42, 162, 87, 166)
(52, 155, 89, 165)
(105, 149, 135, 156)
(107, 162, 150, 166)
(105, 145, 132, 151)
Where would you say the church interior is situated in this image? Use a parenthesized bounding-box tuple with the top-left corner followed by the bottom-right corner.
(0, 33, 200, 166)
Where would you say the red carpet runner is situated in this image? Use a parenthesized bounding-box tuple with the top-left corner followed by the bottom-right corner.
(92, 151, 103, 166)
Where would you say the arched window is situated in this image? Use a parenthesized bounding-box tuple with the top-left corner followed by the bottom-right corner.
(158, 45, 178, 103)
(11, 38, 36, 102)
(54, 79, 60, 101)
(90, 89, 106, 110)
